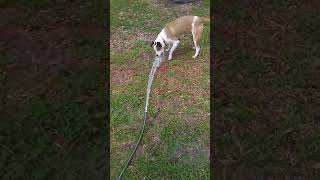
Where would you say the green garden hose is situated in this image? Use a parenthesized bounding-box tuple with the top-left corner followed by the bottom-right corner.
(116, 56, 162, 180)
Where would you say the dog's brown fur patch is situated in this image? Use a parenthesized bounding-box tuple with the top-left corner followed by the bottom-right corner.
(164, 16, 195, 40)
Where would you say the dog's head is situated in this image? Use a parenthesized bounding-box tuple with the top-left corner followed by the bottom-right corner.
(150, 41, 165, 57)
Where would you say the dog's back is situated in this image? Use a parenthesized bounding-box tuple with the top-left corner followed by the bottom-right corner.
(164, 16, 199, 40)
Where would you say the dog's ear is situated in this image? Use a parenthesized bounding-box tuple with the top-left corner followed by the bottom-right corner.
(150, 41, 154, 47)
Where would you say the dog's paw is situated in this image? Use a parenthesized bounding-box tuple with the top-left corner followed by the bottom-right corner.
(166, 48, 170, 52)
(192, 55, 197, 58)
(168, 56, 173, 60)
(193, 47, 196, 49)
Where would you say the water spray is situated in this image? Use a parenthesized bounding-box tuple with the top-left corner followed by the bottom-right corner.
(116, 56, 163, 180)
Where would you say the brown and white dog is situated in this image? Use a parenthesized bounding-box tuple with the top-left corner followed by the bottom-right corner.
(151, 15, 209, 60)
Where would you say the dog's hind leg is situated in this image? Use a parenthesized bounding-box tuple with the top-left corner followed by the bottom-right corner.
(192, 20, 203, 58)
(168, 40, 179, 60)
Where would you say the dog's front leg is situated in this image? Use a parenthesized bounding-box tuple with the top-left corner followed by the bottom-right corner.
(166, 43, 172, 52)
(168, 40, 179, 60)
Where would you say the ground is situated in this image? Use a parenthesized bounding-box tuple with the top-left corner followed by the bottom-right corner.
(213, 0, 320, 178)
(0, 0, 106, 179)
(110, 0, 210, 179)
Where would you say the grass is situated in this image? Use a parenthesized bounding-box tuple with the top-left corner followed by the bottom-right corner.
(213, 0, 320, 178)
(0, 0, 106, 179)
(110, 0, 210, 179)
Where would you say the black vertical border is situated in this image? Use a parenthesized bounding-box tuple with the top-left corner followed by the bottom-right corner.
(105, 0, 110, 179)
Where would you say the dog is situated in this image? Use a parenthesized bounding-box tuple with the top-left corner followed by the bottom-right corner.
(150, 15, 209, 60)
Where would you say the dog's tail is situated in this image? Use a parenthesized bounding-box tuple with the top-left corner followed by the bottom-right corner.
(200, 17, 210, 23)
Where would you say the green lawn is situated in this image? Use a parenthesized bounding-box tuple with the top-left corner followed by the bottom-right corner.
(110, 0, 210, 179)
